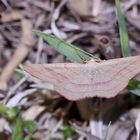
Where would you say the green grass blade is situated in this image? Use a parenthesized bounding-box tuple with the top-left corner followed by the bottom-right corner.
(12, 117, 23, 140)
(115, 0, 132, 57)
(115, 0, 140, 96)
(36, 31, 93, 63)
(103, 122, 111, 140)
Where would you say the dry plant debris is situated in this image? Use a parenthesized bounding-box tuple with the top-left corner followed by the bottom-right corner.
(0, 17, 35, 91)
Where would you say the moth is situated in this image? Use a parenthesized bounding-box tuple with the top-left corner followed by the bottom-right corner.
(24, 55, 140, 101)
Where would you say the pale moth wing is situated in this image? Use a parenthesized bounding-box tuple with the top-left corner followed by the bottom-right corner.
(24, 55, 140, 101)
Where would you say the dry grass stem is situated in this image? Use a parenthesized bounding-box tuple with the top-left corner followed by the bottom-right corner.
(0, 18, 35, 91)
(0, 11, 23, 22)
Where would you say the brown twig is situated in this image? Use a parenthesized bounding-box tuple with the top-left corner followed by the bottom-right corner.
(0, 11, 23, 22)
(0, 18, 35, 91)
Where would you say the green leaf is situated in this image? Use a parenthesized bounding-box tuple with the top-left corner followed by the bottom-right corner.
(0, 105, 8, 113)
(12, 117, 23, 140)
(128, 79, 140, 96)
(0, 106, 19, 120)
(61, 125, 75, 138)
(36, 31, 93, 63)
(23, 120, 37, 133)
(24, 136, 31, 140)
(0, 105, 36, 140)
(15, 71, 25, 79)
(115, 0, 131, 57)
(5, 107, 19, 120)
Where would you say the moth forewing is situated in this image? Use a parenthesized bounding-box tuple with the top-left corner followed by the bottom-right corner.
(24, 55, 140, 100)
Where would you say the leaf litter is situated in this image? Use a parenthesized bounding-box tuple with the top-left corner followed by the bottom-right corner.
(0, 0, 140, 140)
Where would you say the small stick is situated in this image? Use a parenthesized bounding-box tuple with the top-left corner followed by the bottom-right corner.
(92, 0, 102, 17)
(0, 19, 35, 91)
(0, 11, 23, 22)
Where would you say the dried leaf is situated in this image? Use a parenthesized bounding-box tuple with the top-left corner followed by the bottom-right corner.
(24, 55, 140, 100)
(68, 0, 91, 16)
